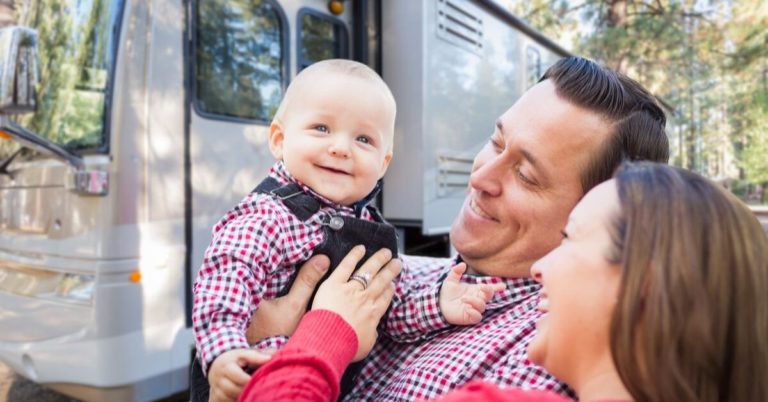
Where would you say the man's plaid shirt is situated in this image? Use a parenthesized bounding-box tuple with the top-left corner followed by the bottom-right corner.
(344, 255, 574, 401)
(192, 162, 447, 373)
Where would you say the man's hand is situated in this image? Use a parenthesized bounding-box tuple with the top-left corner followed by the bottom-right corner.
(245, 255, 330, 344)
(207, 348, 273, 402)
(439, 263, 505, 325)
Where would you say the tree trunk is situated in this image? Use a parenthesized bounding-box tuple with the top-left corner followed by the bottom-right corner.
(0, 0, 15, 27)
(606, 0, 627, 27)
(605, 0, 629, 72)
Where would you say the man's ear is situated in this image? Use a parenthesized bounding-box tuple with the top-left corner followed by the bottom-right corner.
(268, 120, 285, 160)
(378, 152, 393, 178)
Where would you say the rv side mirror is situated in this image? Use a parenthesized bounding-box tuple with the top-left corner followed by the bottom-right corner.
(0, 26, 39, 115)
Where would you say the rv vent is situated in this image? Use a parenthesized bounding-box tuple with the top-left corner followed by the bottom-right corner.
(437, 152, 474, 196)
(436, 0, 484, 55)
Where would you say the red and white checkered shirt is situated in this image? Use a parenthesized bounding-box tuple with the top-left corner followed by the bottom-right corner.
(192, 162, 447, 374)
(344, 255, 575, 401)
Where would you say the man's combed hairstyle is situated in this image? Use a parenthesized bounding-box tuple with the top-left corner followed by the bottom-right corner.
(608, 162, 768, 402)
(540, 57, 670, 193)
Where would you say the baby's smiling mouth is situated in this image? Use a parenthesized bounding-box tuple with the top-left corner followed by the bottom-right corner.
(318, 165, 351, 175)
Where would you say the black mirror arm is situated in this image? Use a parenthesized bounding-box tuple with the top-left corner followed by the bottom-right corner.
(0, 147, 22, 177)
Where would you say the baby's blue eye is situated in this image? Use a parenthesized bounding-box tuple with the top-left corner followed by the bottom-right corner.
(356, 135, 372, 145)
(314, 124, 329, 133)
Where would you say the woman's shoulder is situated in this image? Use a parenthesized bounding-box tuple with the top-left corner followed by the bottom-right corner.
(433, 381, 572, 402)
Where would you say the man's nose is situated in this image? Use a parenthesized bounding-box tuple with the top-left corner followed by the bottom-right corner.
(469, 152, 503, 197)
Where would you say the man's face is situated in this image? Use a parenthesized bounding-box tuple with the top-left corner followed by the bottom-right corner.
(450, 80, 613, 278)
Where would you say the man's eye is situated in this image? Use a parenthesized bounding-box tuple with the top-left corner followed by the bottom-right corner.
(517, 168, 536, 186)
(488, 136, 502, 151)
(313, 124, 329, 133)
(356, 135, 373, 145)
(560, 230, 569, 239)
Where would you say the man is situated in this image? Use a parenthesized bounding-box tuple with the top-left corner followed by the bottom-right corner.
(223, 56, 668, 402)
(342, 57, 669, 401)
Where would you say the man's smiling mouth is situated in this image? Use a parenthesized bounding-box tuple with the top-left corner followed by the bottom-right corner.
(470, 198, 494, 220)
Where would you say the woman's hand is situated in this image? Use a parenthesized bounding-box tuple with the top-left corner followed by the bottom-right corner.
(312, 246, 402, 361)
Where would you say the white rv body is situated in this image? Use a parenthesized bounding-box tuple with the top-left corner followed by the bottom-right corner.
(0, 1, 567, 400)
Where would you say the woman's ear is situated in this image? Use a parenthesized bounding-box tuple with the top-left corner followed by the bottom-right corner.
(268, 120, 285, 160)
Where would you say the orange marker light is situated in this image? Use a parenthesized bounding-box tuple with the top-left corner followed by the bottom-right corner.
(129, 271, 142, 283)
(0, 130, 11, 140)
(329, 0, 344, 15)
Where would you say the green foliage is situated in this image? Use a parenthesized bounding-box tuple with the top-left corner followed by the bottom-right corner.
(6, 0, 112, 156)
(507, 0, 768, 185)
(739, 92, 768, 183)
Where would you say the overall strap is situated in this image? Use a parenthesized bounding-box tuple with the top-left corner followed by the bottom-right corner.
(252, 177, 320, 221)
(365, 204, 387, 223)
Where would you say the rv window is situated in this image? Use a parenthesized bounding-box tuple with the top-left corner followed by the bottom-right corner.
(0, 0, 121, 159)
(194, 0, 286, 122)
(297, 9, 348, 71)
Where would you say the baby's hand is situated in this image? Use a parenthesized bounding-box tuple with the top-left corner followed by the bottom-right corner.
(208, 348, 274, 402)
(439, 263, 505, 326)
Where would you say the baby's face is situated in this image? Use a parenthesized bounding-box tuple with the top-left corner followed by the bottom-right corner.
(271, 73, 395, 205)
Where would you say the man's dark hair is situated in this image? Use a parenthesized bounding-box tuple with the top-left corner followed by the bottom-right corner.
(540, 56, 670, 194)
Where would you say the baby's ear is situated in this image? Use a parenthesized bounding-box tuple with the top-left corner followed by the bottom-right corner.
(379, 152, 393, 178)
(268, 120, 285, 160)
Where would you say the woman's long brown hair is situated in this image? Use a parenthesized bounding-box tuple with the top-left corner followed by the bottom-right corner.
(608, 163, 768, 402)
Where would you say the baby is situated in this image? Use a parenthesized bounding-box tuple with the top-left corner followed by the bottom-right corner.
(192, 59, 503, 400)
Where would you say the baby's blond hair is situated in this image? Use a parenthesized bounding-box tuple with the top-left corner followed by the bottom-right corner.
(273, 60, 396, 143)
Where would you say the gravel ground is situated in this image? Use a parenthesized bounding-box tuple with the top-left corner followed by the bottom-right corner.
(0, 362, 80, 402)
(0, 362, 188, 402)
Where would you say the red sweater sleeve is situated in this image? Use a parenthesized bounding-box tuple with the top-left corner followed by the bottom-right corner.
(238, 310, 357, 402)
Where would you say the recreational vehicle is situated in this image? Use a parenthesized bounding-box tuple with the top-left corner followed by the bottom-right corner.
(0, 0, 568, 400)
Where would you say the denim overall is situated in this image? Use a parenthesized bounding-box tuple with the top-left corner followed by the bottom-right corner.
(190, 177, 399, 402)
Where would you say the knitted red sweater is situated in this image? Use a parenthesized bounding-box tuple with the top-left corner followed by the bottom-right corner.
(238, 310, 623, 402)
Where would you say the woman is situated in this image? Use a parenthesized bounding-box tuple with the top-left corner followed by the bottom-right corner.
(238, 162, 768, 402)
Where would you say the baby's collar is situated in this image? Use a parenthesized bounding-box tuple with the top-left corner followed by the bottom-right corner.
(271, 161, 379, 216)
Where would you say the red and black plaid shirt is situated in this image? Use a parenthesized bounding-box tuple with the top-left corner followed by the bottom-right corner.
(344, 255, 574, 401)
(192, 162, 448, 373)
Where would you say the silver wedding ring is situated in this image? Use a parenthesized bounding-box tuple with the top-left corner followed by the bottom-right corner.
(349, 272, 370, 290)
